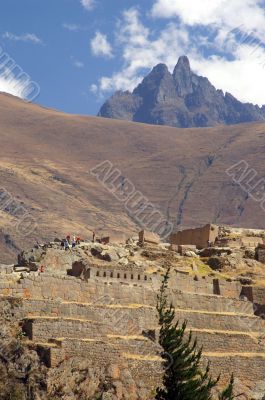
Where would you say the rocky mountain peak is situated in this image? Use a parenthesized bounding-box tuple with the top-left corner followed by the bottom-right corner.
(151, 63, 169, 75)
(98, 56, 265, 128)
(173, 55, 191, 77)
(133, 63, 170, 96)
(173, 55, 193, 97)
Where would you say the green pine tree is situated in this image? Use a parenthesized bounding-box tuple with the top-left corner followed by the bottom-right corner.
(219, 375, 235, 400)
(155, 268, 219, 400)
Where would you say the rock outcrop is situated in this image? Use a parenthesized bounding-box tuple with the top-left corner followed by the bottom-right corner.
(98, 56, 265, 128)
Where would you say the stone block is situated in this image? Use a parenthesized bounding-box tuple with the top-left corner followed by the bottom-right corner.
(178, 244, 197, 255)
(138, 230, 160, 245)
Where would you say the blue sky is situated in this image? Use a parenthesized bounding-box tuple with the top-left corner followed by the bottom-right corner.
(1, 0, 265, 116)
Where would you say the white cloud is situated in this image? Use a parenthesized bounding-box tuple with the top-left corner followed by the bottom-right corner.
(149, 0, 265, 106)
(74, 60, 84, 68)
(94, 8, 190, 93)
(152, 0, 224, 23)
(151, 0, 265, 35)
(0, 67, 34, 99)
(63, 23, 82, 32)
(91, 32, 113, 58)
(91, 2, 265, 106)
(151, 0, 265, 53)
(80, 0, 94, 11)
(90, 84, 98, 94)
(191, 47, 265, 106)
(2, 32, 43, 44)
(70, 56, 84, 68)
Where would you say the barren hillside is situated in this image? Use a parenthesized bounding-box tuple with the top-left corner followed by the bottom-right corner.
(0, 92, 265, 262)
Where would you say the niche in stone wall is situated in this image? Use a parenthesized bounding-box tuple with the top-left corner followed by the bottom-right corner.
(213, 279, 221, 295)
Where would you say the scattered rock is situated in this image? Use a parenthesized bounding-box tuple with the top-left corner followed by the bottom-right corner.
(199, 247, 232, 257)
(116, 249, 129, 259)
(118, 258, 129, 266)
(208, 256, 227, 271)
(91, 244, 104, 257)
(101, 249, 119, 262)
(244, 248, 256, 259)
(18, 248, 45, 266)
(184, 251, 198, 258)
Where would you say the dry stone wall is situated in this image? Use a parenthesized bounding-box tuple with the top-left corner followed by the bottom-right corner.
(1, 260, 265, 398)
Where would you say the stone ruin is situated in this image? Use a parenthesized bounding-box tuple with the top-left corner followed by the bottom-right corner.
(170, 223, 265, 250)
(1, 228, 265, 398)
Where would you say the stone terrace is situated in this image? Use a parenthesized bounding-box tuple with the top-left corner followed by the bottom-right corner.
(1, 248, 265, 398)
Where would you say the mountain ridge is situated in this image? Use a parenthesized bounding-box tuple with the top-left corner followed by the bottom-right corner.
(98, 56, 265, 128)
(1, 93, 265, 262)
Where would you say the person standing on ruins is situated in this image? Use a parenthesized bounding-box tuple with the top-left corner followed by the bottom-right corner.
(64, 238, 70, 250)
(72, 235, 76, 248)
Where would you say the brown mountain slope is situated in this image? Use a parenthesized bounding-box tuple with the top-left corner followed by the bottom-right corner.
(0, 93, 265, 262)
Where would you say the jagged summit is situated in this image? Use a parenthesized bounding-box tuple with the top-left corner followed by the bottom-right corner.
(98, 55, 265, 128)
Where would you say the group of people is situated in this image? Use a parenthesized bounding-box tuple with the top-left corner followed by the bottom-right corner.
(60, 231, 97, 250)
(61, 234, 81, 250)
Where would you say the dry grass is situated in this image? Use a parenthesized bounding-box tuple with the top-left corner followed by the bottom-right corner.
(122, 352, 161, 361)
(1, 92, 265, 264)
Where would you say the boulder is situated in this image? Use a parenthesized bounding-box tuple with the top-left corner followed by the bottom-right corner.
(101, 249, 119, 262)
(244, 248, 256, 259)
(91, 244, 104, 257)
(69, 260, 91, 280)
(116, 248, 129, 259)
(184, 251, 198, 258)
(18, 248, 45, 266)
(208, 256, 227, 271)
(199, 247, 232, 257)
(118, 257, 129, 266)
